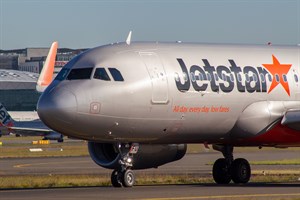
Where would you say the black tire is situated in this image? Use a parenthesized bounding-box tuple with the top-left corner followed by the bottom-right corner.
(212, 158, 231, 184)
(121, 169, 135, 187)
(231, 158, 251, 184)
(111, 170, 122, 187)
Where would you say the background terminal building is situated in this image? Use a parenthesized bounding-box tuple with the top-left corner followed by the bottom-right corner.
(0, 70, 40, 111)
(0, 46, 87, 111)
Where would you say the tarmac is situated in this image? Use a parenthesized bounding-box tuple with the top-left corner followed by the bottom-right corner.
(1, 151, 300, 175)
(0, 150, 300, 199)
(1, 183, 300, 200)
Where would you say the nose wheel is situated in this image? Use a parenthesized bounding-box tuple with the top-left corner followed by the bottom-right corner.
(212, 145, 251, 184)
(111, 143, 139, 187)
(111, 169, 122, 187)
(111, 169, 135, 187)
(122, 169, 135, 187)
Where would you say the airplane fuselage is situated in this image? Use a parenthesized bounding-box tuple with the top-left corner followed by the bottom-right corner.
(37, 42, 300, 146)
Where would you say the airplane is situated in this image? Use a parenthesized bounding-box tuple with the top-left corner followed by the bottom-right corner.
(37, 33, 300, 187)
(0, 103, 63, 142)
(0, 42, 64, 142)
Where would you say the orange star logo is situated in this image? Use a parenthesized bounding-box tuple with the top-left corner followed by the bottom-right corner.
(262, 55, 292, 96)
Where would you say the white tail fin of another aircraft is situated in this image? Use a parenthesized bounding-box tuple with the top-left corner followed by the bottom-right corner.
(36, 41, 58, 93)
(0, 103, 14, 128)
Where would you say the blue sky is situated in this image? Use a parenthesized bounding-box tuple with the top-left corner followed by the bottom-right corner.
(0, 0, 299, 49)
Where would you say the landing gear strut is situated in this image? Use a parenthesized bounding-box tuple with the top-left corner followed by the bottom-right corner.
(111, 143, 139, 187)
(212, 145, 251, 184)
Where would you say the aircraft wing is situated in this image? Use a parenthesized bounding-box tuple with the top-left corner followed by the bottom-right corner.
(281, 110, 300, 130)
(9, 127, 63, 142)
(231, 101, 300, 141)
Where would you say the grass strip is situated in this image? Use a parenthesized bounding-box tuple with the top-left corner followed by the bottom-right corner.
(252, 170, 300, 175)
(0, 143, 89, 158)
(207, 159, 300, 166)
(0, 173, 299, 189)
(251, 159, 300, 165)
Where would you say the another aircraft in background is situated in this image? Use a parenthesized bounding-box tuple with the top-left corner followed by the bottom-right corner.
(0, 103, 63, 142)
(37, 34, 300, 187)
(0, 42, 63, 142)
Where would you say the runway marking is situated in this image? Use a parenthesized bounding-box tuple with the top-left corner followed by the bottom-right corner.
(13, 161, 89, 168)
(140, 193, 300, 200)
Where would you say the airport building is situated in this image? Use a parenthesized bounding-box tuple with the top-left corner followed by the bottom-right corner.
(18, 47, 54, 73)
(0, 70, 40, 111)
(18, 60, 42, 73)
(0, 48, 48, 111)
(0, 46, 87, 111)
(0, 55, 19, 70)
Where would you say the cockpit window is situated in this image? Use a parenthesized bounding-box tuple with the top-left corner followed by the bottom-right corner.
(108, 68, 124, 81)
(55, 68, 70, 81)
(67, 68, 93, 80)
(93, 68, 111, 81)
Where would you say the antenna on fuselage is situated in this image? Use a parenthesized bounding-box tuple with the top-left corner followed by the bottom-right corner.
(126, 31, 132, 45)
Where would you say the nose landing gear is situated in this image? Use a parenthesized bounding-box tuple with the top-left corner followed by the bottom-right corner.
(111, 143, 139, 187)
(212, 145, 251, 184)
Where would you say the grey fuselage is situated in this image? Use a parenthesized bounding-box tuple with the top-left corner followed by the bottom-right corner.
(37, 42, 300, 146)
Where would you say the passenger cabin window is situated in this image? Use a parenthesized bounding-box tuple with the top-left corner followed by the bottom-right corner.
(294, 74, 299, 83)
(207, 73, 212, 81)
(260, 73, 265, 83)
(283, 74, 287, 82)
(94, 68, 111, 81)
(198, 73, 204, 81)
(267, 74, 272, 82)
(109, 68, 124, 81)
(253, 74, 258, 82)
(183, 73, 188, 81)
(67, 68, 93, 80)
(190, 72, 196, 82)
(245, 74, 250, 82)
(275, 74, 280, 82)
(229, 74, 234, 82)
(237, 73, 242, 82)
(222, 73, 227, 81)
(214, 73, 219, 81)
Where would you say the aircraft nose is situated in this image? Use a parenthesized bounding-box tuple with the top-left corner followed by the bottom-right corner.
(37, 88, 77, 132)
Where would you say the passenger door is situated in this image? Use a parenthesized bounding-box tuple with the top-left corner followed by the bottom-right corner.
(139, 52, 169, 104)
